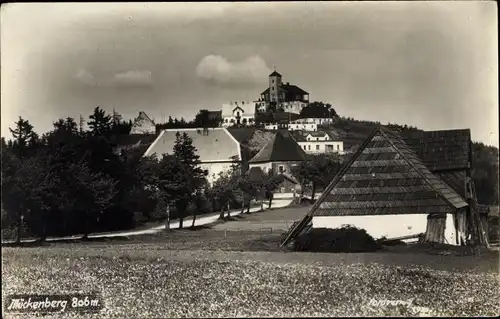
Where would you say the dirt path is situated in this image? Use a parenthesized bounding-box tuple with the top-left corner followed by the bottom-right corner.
(2, 199, 293, 244)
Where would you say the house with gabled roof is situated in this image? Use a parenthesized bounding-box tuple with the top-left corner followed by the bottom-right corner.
(144, 127, 242, 184)
(130, 111, 156, 134)
(248, 130, 307, 176)
(281, 126, 484, 247)
(291, 130, 344, 155)
(221, 101, 257, 127)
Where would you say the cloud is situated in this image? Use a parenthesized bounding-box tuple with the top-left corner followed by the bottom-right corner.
(73, 69, 152, 87)
(113, 70, 153, 86)
(74, 68, 97, 86)
(195, 55, 271, 86)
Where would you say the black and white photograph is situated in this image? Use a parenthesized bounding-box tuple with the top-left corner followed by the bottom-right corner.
(1, 1, 498, 317)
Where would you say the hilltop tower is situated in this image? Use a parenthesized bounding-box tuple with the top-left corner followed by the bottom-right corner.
(269, 68, 282, 104)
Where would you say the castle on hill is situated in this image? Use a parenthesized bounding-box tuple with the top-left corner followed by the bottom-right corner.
(221, 69, 310, 127)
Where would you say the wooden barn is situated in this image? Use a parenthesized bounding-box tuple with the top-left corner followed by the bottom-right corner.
(281, 126, 488, 247)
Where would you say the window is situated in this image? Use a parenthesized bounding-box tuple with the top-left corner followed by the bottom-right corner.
(303, 145, 306, 150)
(316, 145, 320, 151)
(236, 112, 240, 117)
(272, 80, 275, 83)
(337, 144, 340, 150)
(279, 165, 284, 173)
(203, 170, 209, 176)
(272, 87, 275, 91)
(316, 138, 319, 141)
(308, 145, 311, 150)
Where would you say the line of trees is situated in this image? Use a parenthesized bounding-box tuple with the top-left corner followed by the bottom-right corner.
(1, 107, 285, 242)
(298, 101, 338, 119)
(155, 110, 220, 131)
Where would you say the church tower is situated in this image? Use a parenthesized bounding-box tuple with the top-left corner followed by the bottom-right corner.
(269, 68, 282, 104)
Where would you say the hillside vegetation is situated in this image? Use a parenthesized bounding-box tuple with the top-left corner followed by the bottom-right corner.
(229, 115, 498, 206)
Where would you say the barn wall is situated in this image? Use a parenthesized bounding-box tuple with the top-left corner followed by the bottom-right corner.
(312, 214, 460, 245)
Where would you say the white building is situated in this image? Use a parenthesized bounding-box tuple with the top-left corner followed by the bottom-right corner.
(264, 122, 318, 131)
(291, 131, 344, 154)
(292, 118, 334, 125)
(288, 122, 318, 131)
(221, 101, 257, 127)
(143, 127, 242, 184)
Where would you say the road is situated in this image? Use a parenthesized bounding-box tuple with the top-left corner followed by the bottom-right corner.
(2, 198, 293, 244)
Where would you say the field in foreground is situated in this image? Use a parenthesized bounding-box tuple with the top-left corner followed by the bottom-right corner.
(2, 244, 499, 318)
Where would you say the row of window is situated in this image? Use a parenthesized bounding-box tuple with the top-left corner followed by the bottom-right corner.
(302, 144, 340, 151)
(224, 118, 254, 124)
(307, 137, 327, 141)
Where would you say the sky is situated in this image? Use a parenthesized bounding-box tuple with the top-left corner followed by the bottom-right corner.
(1, 2, 498, 146)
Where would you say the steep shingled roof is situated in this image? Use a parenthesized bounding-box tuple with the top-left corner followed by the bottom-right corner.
(249, 130, 307, 164)
(281, 126, 468, 246)
(342, 129, 471, 172)
(402, 129, 471, 171)
(261, 84, 309, 97)
(280, 83, 309, 95)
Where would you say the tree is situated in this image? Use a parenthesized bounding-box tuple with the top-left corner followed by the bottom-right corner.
(44, 117, 86, 168)
(66, 162, 118, 239)
(88, 107, 112, 137)
(156, 133, 205, 229)
(299, 101, 338, 119)
(15, 150, 64, 241)
(1, 148, 25, 242)
(211, 171, 237, 219)
(173, 132, 205, 228)
(193, 109, 219, 128)
(4, 118, 40, 242)
(247, 167, 267, 211)
(291, 154, 342, 201)
(472, 142, 499, 205)
(262, 169, 285, 209)
(9, 117, 39, 158)
(191, 181, 209, 228)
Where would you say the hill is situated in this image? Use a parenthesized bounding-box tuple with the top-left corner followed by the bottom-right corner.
(227, 116, 498, 205)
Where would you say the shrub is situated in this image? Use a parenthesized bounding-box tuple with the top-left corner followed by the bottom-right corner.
(293, 225, 382, 253)
(377, 236, 408, 246)
(150, 198, 168, 221)
(487, 215, 499, 241)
